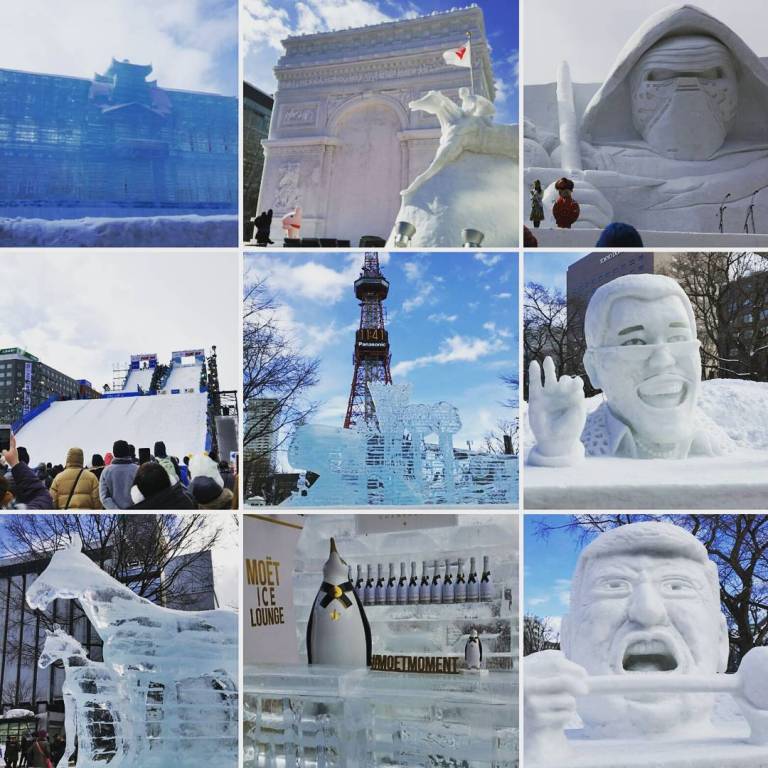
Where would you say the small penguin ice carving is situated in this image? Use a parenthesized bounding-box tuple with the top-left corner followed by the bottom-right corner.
(306, 538, 372, 667)
(465, 628, 483, 670)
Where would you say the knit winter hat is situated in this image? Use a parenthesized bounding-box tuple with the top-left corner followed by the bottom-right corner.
(113, 440, 130, 459)
(191, 475, 224, 505)
(134, 462, 170, 499)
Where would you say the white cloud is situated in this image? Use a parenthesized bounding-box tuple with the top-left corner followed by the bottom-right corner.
(494, 77, 508, 104)
(555, 579, 572, 606)
(0, 0, 237, 95)
(0, 251, 239, 391)
(508, 50, 520, 87)
(392, 334, 507, 376)
(428, 313, 458, 323)
(528, 596, 549, 606)
(246, 254, 360, 304)
(474, 253, 502, 268)
(402, 283, 434, 313)
(496, 292, 513, 299)
(402, 260, 426, 282)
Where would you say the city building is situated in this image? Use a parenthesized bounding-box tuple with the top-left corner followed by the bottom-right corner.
(244, 397, 279, 498)
(0, 348, 93, 425)
(0, 59, 237, 217)
(257, 7, 494, 246)
(718, 270, 768, 380)
(243, 82, 274, 239)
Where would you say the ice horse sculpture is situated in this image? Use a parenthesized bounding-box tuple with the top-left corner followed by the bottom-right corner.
(284, 382, 516, 506)
(386, 88, 519, 247)
(525, 522, 768, 767)
(26, 536, 238, 768)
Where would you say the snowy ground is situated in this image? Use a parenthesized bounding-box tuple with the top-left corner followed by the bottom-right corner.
(15, 393, 208, 464)
(524, 379, 768, 509)
(0, 214, 238, 246)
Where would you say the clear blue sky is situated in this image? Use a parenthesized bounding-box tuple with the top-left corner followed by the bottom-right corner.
(243, 0, 519, 124)
(245, 251, 518, 467)
(523, 252, 585, 295)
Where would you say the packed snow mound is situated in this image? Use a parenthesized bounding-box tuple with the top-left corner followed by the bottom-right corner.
(165, 363, 201, 392)
(0, 214, 237, 247)
(386, 150, 519, 247)
(2, 709, 35, 719)
(16, 393, 208, 464)
(697, 379, 768, 450)
(123, 367, 154, 393)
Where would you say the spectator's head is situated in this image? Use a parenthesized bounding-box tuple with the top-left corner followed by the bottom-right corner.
(128, 444, 136, 461)
(65, 448, 84, 468)
(191, 475, 228, 507)
(138, 447, 152, 465)
(183, 455, 190, 467)
(595, 222, 644, 248)
(112, 440, 130, 459)
(0, 475, 14, 508)
(104, 452, 114, 466)
(154, 441, 167, 459)
(131, 462, 170, 505)
(17, 446, 29, 465)
(46, 462, 52, 470)
(91, 454, 105, 468)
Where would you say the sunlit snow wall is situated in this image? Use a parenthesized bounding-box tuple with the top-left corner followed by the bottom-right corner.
(244, 513, 519, 767)
(0, 60, 237, 217)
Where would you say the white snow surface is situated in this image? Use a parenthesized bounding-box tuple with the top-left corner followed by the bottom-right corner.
(122, 367, 154, 393)
(164, 363, 201, 392)
(16, 393, 208, 464)
(524, 379, 768, 509)
(0, 215, 237, 247)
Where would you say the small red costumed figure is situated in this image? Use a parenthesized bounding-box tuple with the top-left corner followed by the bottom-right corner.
(552, 177, 580, 229)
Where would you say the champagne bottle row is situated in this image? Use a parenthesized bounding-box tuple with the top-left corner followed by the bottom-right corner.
(348, 556, 496, 606)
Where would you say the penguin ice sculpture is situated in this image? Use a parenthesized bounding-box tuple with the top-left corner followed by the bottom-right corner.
(306, 538, 372, 667)
(465, 628, 483, 670)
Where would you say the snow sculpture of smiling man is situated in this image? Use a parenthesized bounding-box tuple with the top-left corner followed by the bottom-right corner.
(525, 522, 729, 760)
(528, 273, 732, 465)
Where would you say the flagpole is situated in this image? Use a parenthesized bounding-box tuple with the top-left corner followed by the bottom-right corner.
(466, 31, 474, 95)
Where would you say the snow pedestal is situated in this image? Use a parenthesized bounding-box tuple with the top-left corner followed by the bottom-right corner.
(524, 450, 768, 509)
(386, 151, 518, 248)
(244, 664, 518, 767)
(0, 214, 238, 247)
(534, 725, 768, 768)
(525, 227, 768, 248)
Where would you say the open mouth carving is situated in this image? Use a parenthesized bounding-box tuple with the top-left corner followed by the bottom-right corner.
(637, 375, 687, 409)
(622, 638, 679, 673)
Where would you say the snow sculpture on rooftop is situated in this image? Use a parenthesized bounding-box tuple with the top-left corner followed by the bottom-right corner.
(525, 522, 768, 765)
(285, 382, 515, 505)
(387, 88, 519, 247)
(26, 536, 238, 768)
(524, 4, 768, 234)
(528, 273, 733, 466)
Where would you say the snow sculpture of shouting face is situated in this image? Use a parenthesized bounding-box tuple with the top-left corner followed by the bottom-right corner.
(584, 273, 701, 455)
(629, 34, 739, 160)
(561, 522, 729, 736)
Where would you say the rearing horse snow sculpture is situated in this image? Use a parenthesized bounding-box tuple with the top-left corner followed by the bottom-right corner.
(28, 536, 238, 768)
(403, 89, 518, 196)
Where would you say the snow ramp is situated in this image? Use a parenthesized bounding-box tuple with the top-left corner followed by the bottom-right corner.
(123, 366, 155, 392)
(164, 363, 201, 393)
(16, 393, 208, 465)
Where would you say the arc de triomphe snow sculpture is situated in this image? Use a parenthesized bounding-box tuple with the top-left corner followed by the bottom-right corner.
(257, 7, 495, 245)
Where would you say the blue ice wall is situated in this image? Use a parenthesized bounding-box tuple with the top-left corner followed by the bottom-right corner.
(0, 59, 237, 215)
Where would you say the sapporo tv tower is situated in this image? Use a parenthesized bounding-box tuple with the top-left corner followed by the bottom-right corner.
(343, 252, 392, 429)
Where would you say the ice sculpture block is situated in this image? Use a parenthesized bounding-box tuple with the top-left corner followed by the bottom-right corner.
(26, 536, 238, 768)
(286, 382, 517, 506)
(525, 522, 768, 767)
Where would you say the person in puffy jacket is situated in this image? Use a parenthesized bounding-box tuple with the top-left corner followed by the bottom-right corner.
(1, 434, 54, 510)
(49, 448, 102, 510)
(153, 441, 180, 484)
(99, 440, 137, 509)
(129, 462, 196, 510)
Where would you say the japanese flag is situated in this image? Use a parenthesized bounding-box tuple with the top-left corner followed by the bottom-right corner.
(442, 40, 472, 69)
